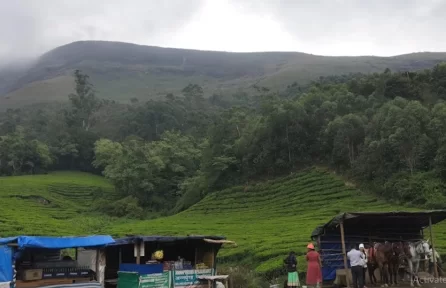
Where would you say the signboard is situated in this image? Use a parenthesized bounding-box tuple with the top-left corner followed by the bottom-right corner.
(140, 272, 170, 288)
(174, 269, 213, 287)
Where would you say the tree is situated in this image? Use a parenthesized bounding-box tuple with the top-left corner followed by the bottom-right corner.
(93, 131, 201, 211)
(92, 138, 123, 169)
(67, 70, 101, 131)
(325, 114, 366, 168)
(0, 128, 53, 175)
(182, 84, 205, 108)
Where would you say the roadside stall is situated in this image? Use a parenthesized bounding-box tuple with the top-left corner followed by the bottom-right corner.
(103, 235, 235, 288)
(0, 235, 115, 288)
(311, 210, 446, 287)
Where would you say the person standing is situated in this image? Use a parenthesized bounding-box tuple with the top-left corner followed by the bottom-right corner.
(284, 251, 300, 288)
(306, 243, 322, 288)
(359, 244, 368, 288)
(347, 244, 365, 288)
(365, 244, 377, 285)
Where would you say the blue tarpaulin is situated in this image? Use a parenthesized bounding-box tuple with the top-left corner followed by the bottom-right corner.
(0, 235, 114, 249)
(0, 245, 13, 283)
(319, 236, 355, 281)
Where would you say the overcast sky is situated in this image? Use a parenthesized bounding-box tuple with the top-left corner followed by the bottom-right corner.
(1, 0, 446, 62)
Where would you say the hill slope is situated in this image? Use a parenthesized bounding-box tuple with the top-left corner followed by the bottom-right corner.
(2, 41, 446, 109)
(1, 169, 446, 276)
(0, 171, 117, 235)
(106, 169, 446, 275)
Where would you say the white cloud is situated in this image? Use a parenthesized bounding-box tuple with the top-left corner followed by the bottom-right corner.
(0, 0, 446, 61)
(166, 0, 302, 52)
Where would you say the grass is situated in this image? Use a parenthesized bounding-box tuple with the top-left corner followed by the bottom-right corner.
(1, 168, 446, 277)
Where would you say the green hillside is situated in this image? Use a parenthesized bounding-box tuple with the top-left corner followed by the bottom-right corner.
(0, 171, 117, 235)
(1, 169, 446, 277)
(2, 41, 446, 109)
(107, 168, 446, 275)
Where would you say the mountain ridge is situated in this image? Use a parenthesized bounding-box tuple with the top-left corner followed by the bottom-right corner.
(2, 40, 446, 110)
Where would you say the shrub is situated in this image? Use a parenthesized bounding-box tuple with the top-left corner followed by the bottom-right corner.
(93, 196, 145, 219)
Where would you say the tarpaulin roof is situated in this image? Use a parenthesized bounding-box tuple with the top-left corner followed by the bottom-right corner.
(108, 235, 225, 246)
(0, 245, 13, 283)
(0, 235, 114, 249)
(311, 210, 446, 238)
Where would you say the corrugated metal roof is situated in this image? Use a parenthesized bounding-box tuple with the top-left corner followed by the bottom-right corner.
(108, 235, 226, 246)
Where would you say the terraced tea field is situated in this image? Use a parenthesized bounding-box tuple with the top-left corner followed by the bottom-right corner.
(0, 171, 118, 235)
(1, 168, 446, 277)
(109, 168, 446, 276)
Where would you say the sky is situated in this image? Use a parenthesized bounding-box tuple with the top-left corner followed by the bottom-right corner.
(1, 0, 446, 63)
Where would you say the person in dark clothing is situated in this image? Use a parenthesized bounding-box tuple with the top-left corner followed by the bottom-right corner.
(284, 251, 300, 288)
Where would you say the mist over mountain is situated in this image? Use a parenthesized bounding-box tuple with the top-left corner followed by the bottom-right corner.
(1, 40, 446, 110)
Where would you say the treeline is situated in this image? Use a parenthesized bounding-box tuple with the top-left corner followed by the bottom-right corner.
(2, 64, 446, 216)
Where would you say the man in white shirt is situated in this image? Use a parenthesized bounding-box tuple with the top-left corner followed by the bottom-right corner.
(347, 244, 365, 288)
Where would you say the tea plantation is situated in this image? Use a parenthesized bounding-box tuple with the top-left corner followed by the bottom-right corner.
(1, 168, 446, 276)
(0, 171, 118, 236)
(108, 168, 446, 276)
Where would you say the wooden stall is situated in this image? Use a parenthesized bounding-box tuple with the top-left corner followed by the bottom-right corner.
(0, 235, 114, 288)
(103, 235, 235, 288)
(311, 210, 446, 287)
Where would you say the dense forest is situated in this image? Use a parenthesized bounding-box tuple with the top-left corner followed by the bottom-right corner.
(2, 63, 446, 217)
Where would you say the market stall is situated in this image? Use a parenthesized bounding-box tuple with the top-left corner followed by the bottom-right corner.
(0, 235, 115, 288)
(104, 235, 235, 288)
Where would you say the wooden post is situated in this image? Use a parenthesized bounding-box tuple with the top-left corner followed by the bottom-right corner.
(211, 246, 216, 271)
(421, 228, 427, 272)
(429, 216, 438, 277)
(95, 249, 99, 278)
(340, 221, 350, 287)
(136, 240, 141, 264)
(195, 247, 198, 267)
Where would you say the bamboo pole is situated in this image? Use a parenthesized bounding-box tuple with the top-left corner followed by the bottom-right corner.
(340, 221, 350, 288)
(429, 216, 438, 278)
